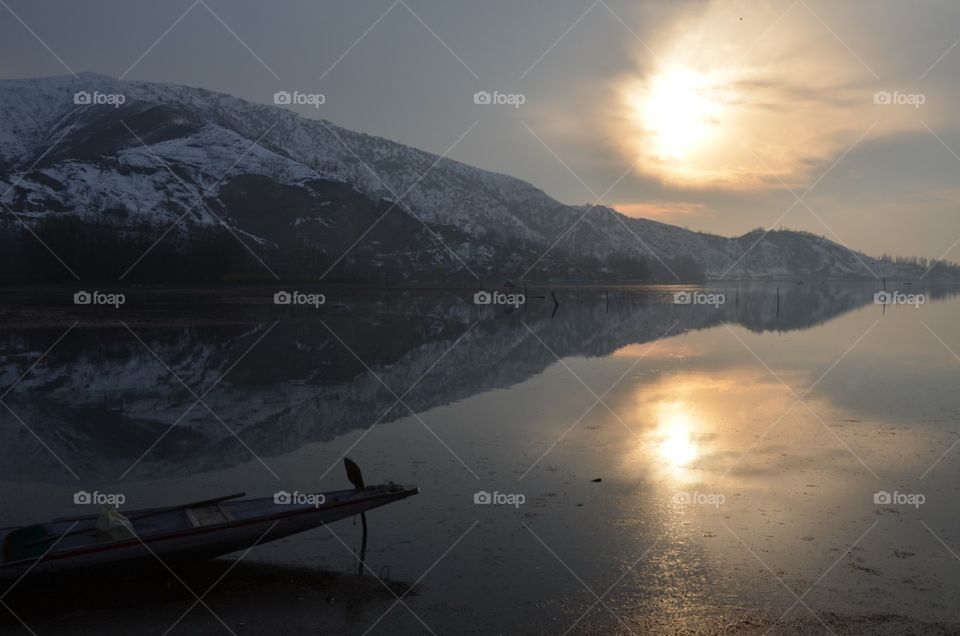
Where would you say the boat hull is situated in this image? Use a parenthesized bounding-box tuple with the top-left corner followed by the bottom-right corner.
(0, 485, 417, 584)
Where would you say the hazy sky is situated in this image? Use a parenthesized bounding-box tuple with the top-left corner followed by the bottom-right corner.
(3, 0, 960, 260)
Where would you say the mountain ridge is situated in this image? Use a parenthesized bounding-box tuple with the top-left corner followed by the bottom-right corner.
(0, 72, 955, 283)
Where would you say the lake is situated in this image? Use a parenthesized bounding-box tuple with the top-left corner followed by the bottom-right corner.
(1, 282, 959, 634)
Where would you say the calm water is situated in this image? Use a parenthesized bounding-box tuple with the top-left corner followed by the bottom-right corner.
(2, 282, 960, 634)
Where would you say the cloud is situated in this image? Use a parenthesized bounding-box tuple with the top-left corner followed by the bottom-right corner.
(614, 201, 712, 223)
(608, 0, 945, 190)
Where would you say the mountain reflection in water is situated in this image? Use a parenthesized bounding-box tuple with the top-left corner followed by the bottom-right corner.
(3, 282, 960, 633)
(0, 283, 956, 483)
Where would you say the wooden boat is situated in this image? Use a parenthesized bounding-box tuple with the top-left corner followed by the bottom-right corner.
(0, 460, 417, 584)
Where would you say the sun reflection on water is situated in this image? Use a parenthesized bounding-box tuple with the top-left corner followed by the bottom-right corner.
(619, 371, 770, 485)
(656, 402, 700, 469)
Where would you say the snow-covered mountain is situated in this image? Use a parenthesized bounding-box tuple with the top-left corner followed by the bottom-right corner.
(0, 73, 950, 282)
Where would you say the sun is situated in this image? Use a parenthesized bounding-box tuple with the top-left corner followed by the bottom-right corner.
(634, 67, 725, 161)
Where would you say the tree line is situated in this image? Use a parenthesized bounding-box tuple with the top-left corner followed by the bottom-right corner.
(0, 218, 707, 284)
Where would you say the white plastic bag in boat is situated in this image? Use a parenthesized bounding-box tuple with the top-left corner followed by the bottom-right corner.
(95, 506, 135, 541)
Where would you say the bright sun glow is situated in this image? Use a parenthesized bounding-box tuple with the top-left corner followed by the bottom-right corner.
(612, 1, 896, 189)
(660, 430, 698, 466)
(635, 67, 725, 161)
(657, 403, 699, 467)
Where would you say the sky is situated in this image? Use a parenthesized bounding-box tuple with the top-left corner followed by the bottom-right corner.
(2, 0, 960, 261)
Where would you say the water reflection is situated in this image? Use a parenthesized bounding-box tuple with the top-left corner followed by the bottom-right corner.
(0, 282, 957, 484)
(655, 401, 700, 469)
(2, 282, 960, 632)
